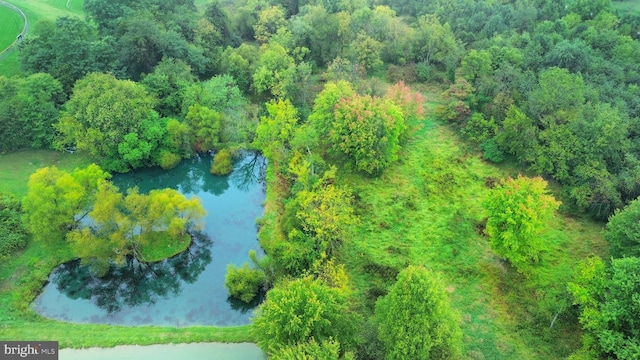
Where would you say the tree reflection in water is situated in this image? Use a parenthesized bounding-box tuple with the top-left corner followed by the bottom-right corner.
(229, 152, 267, 192)
(226, 290, 266, 314)
(51, 231, 212, 313)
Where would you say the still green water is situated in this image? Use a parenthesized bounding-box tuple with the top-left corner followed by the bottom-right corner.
(32, 153, 267, 327)
(59, 343, 266, 360)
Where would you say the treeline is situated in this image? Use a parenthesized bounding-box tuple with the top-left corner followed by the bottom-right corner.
(428, 0, 640, 220)
(1, 0, 640, 358)
(5, 0, 640, 219)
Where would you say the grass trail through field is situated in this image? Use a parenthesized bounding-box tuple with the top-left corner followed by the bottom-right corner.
(337, 90, 607, 359)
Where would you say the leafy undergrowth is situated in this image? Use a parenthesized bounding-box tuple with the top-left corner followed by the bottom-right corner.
(336, 95, 607, 359)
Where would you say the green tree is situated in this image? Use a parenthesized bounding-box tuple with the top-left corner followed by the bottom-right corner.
(461, 49, 492, 86)
(253, 277, 359, 354)
(185, 104, 222, 152)
(141, 58, 196, 117)
(182, 75, 246, 116)
(308, 81, 355, 140)
(211, 148, 234, 175)
(157, 118, 193, 169)
(272, 338, 353, 360)
(604, 197, 640, 258)
(484, 175, 560, 272)
(204, 0, 240, 47)
(0, 193, 29, 261)
(527, 67, 585, 120)
(294, 168, 357, 258)
(254, 98, 299, 162)
(496, 105, 539, 164)
(55, 73, 158, 172)
(220, 45, 257, 93)
(252, 42, 296, 97)
(350, 32, 383, 72)
(414, 14, 457, 66)
(0, 73, 65, 151)
(19, 17, 106, 93)
(566, 0, 613, 20)
(224, 263, 266, 303)
(375, 265, 462, 360)
(22, 165, 110, 246)
(331, 94, 406, 175)
(67, 183, 205, 269)
(253, 5, 288, 43)
(568, 256, 640, 359)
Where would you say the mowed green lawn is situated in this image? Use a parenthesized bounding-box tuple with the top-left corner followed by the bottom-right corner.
(0, 149, 92, 198)
(0, 0, 84, 76)
(0, 6, 24, 51)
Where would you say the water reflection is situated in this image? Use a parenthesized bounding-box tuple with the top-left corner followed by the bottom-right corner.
(226, 290, 266, 314)
(230, 152, 267, 192)
(32, 152, 267, 326)
(113, 152, 266, 196)
(52, 232, 212, 313)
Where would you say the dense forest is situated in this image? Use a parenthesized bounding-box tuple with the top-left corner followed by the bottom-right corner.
(1, 0, 640, 358)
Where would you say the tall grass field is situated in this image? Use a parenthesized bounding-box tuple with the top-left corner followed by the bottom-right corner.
(336, 94, 607, 359)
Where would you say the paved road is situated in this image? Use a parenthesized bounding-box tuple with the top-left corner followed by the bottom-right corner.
(0, 0, 28, 60)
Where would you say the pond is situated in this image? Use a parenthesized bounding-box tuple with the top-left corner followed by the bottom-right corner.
(31, 152, 267, 327)
(58, 343, 266, 360)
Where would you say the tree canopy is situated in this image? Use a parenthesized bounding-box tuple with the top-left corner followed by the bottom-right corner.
(22, 165, 204, 271)
(253, 276, 359, 355)
(484, 175, 560, 271)
(375, 265, 462, 359)
(569, 256, 640, 359)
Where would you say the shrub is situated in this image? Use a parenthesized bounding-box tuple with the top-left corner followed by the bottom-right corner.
(225, 263, 266, 303)
(253, 277, 359, 354)
(375, 266, 462, 359)
(157, 150, 182, 170)
(481, 139, 505, 163)
(0, 193, 28, 260)
(416, 62, 431, 82)
(604, 197, 640, 258)
(211, 149, 234, 175)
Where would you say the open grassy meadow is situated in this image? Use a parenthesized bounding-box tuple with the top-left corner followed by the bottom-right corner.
(335, 94, 608, 359)
(614, 0, 640, 15)
(0, 6, 24, 51)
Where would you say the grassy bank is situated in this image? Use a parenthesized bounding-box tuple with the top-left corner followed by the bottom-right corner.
(0, 149, 255, 347)
(335, 93, 607, 358)
(0, 235, 254, 347)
